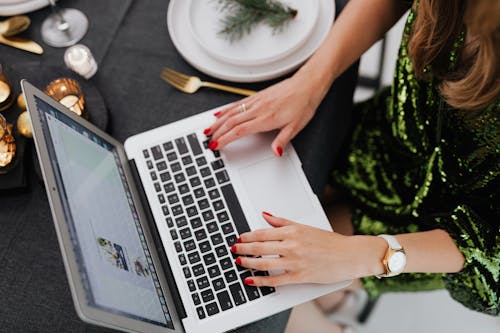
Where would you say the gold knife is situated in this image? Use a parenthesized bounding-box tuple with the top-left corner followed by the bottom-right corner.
(0, 34, 43, 54)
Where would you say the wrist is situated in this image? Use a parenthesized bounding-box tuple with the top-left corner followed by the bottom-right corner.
(293, 62, 337, 110)
(350, 235, 387, 279)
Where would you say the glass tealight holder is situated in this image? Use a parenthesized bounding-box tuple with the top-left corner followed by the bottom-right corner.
(44, 78, 88, 119)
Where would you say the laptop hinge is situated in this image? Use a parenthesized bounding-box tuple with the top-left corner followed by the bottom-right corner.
(128, 158, 187, 319)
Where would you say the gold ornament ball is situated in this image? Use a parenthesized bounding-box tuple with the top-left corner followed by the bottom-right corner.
(17, 111, 32, 138)
(17, 93, 26, 110)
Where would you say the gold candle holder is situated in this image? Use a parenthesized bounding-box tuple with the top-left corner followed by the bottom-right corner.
(0, 64, 14, 113)
(45, 78, 88, 119)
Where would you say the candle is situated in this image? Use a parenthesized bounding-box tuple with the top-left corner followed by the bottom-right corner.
(64, 44, 98, 79)
(59, 94, 83, 116)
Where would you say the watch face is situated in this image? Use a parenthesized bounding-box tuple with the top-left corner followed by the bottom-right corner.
(388, 251, 406, 273)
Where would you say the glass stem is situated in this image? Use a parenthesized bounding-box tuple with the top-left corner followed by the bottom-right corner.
(49, 0, 70, 31)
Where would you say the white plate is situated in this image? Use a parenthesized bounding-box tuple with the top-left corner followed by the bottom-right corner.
(189, 0, 319, 66)
(167, 0, 335, 83)
(0, 0, 54, 16)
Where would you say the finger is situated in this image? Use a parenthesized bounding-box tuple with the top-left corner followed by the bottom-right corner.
(239, 227, 288, 243)
(236, 256, 285, 271)
(271, 123, 298, 157)
(213, 97, 253, 118)
(207, 101, 256, 139)
(262, 211, 294, 228)
(216, 118, 267, 149)
(244, 273, 296, 287)
(231, 241, 284, 256)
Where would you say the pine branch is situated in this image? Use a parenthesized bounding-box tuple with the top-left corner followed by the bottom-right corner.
(215, 0, 298, 42)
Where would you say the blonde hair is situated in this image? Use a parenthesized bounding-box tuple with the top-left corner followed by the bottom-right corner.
(409, 0, 500, 110)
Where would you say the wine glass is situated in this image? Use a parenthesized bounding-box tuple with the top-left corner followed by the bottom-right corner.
(40, 0, 89, 48)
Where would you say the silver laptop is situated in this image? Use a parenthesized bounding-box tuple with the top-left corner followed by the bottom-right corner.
(22, 80, 350, 333)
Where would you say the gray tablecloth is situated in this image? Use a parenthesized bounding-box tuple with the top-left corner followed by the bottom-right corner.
(0, 0, 357, 332)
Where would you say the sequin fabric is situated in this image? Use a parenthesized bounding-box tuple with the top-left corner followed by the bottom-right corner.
(331, 4, 499, 315)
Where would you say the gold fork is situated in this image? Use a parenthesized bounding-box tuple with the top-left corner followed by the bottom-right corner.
(161, 68, 256, 96)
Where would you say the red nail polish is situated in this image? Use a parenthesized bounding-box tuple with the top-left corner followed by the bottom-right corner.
(277, 146, 283, 157)
(231, 245, 237, 253)
(263, 211, 273, 217)
(208, 140, 218, 150)
(244, 278, 254, 285)
(235, 257, 242, 265)
(236, 237, 242, 243)
(203, 128, 211, 135)
(214, 111, 222, 117)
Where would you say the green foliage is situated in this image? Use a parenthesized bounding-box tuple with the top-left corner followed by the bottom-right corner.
(215, 0, 298, 42)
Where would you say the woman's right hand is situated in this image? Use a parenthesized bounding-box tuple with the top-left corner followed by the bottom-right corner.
(205, 73, 323, 156)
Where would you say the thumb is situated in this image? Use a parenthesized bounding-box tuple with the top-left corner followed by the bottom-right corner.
(271, 123, 297, 157)
(262, 211, 292, 228)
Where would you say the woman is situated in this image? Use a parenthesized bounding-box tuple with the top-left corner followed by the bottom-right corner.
(206, 0, 499, 330)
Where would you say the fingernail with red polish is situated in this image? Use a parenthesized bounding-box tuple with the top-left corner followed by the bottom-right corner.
(203, 128, 211, 135)
(277, 146, 283, 157)
(244, 278, 254, 285)
(235, 257, 242, 265)
(236, 237, 242, 243)
(214, 111, 222, 117)
(263, 211, 273, 217)
(231, 245, 237, 253)
(208, 140, 218, 150)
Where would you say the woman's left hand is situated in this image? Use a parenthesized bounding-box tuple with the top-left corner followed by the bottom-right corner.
(232, 212, 382, 287)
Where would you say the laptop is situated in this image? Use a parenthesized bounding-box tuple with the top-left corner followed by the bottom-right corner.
(22, 80, 350, 333)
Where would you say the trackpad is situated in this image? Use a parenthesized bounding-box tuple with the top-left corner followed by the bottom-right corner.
(238, 155, 315, 223)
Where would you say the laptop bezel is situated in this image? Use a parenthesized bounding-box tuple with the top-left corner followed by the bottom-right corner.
(21, 80, 185, 333)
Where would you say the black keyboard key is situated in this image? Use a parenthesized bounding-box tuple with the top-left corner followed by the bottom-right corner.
(180, 227, 192, 240)
(172, 205, 183, 216)
(226, 234, 238, 246)
(154, 183, 161, 192)
(200, 167, 211, 177)
(175, 137, 189, 155)
(160, 171, 171, 182)
(157, 161, 168, 171)
(170, 229, 178, 240)
(229, 283, 247, 306)
(174, 173, 186, 183)
(146, 160, 153, 169)
(196, 276, 210, 290)
(208, 265, 221, 278)
(205, 302, 220, 316)
(164, 182, 175, 193)
(206, 221, 218, 233)
(179, 254, 187, 266)
(224, 270, 238, 283)
(162, 206, 169, 216)
(176, 216, 188, 228)
(220, 257, 233, 270)
(255, 271, 276, 296)
(204, 178, 216, 188)
(212, 277, 225, 291)
(221, 223, 234, 234)
(203, 253, 216, 266)
(151, 145, 163, 160)
(221, 184, 250, 234)
(183, 267, 191, 278)
(216, 170, 230, 184)
(213, 200, 224, 211)
(217, 290, 233, 311)
(199, 241, 211, 253)
(208, 189, 220, 200)
(143, 149, 150, 158)
(211, 159, 224, 170)
(167, 151, 178, 162)
(182, 155, 193, 165)
(194, 187, 205, 198)
(190, 176, 201, 187)
(163, 141, 174, 151)
(166, 217, 174, 228)
(195, 156, 207, 166)
(187, 133, 203, 156)
(217, 211, 229, 223)
(192, 293, 201, 305)
(150, 171, 158, 181)
(213, 150, 221, 158)
(192, 264, 205, 277)
(171, 162, 181, 172)
(195, 229, 207, 241)
(158, 194, 165, 204)
(215, 245, 228, 257)
(203, 139, 209, 149)
(182, 194, 194, 206)
(202, 211, 215, 222)
(201, 289, 215, 303)
(184, 239, 196, 252)
(186, 206, 198, 217)
(178, 183, 189, 194)
(198, 198, 210, 210)
(196, 306, 206, 319)
(241, 271, 260, 301)
(188, 252, 201, 264)
(188, 279, 196, 292)
(211, 233, 223, 245)
(186, 165, 197, 176)
(174, 242, 182, 252)
(190, 217, 202, 229)
(168, 193, 179, 204)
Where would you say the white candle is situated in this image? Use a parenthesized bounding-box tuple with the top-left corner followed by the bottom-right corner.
(64, 44, 98, 79)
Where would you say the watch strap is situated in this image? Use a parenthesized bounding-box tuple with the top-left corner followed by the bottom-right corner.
(378, 234, 402, 250)
(376, 234, 405, 278)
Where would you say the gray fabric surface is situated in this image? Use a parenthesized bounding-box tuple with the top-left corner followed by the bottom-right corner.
(0, 0, 358, 332)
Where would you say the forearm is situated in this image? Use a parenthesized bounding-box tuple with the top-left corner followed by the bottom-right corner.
(296, 0, 408, 107)
(352, 229, 466, 278)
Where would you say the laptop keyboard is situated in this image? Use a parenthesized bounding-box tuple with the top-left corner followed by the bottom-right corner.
(142, 133, 275, 320)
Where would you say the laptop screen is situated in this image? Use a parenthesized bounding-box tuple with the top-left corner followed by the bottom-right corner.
(34, 96, 174, 329)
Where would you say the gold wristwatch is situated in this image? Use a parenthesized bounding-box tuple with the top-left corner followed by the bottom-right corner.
(376, 234, 406, 278)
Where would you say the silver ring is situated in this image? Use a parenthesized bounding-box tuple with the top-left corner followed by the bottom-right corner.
(238, 103, 247, 113)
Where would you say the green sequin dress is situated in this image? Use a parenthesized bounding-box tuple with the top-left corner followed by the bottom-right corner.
(331, 3, 499, 316)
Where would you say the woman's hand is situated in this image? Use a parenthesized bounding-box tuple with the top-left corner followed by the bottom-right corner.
(205, 74, 322, 156)
(232, 212, 386, 287)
